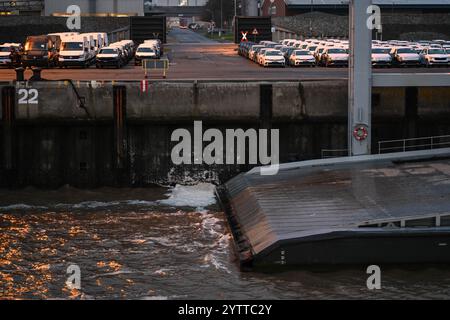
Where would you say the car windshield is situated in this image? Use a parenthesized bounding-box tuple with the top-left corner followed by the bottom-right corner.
(137, 47, 154, 53)
(429, 49, 446, 54)
(328, 49, 347, 54)
(397, 48, 416, 54)
(61, 42, 83, 51)
(295, 51, 310, 55)
(0, 47, 11, 52)
(266, 51, 282, 56)
(25, 41, 47, 51)
(100, 49, 117, 54)
(307, 46, 317, 51)
(372, 48, 390, 54)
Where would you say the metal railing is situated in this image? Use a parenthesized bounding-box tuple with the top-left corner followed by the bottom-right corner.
(378, 135, 450, 154)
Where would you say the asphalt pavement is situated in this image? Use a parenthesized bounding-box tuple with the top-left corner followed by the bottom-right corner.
(0, 28, 449, 82)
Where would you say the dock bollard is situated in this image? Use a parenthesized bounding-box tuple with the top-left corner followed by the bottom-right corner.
(15, 67, 25, 81)
(30, 67, 42, 81)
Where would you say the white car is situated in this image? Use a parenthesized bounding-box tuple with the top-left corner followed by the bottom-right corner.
(249, 45, 264, 61)
(305, 45, 318, 55)
(390, 47, 421, 66)
(96, 47, 123, 68)
(321, 47, 349, 67)
(420, 48, 449, 67)
(256, 48, 270, 65)
(135, 44, 158, 65)
(0, 44, 14, 67)
(289, 50, 316, 67)
(259, 49, 285, 67)
(282, 39, 296, 46)
(144, 39, 161, 57)
(372, 47, 392, 67)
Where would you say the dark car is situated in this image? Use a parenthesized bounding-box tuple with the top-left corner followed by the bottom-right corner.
(188, 23, 200, 30)
(0, 44, 22, 68)
(239, 41, 254, 58)
(22, 35, 61, 68)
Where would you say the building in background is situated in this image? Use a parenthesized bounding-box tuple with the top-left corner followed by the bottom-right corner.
(44, 0, 144, 16)
(144, 0, 207, 17)
(0, 0, 44, 15)
(262, 0, 450, 17)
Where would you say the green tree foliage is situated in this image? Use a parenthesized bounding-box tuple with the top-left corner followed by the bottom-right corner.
(202, 0, 242, 27)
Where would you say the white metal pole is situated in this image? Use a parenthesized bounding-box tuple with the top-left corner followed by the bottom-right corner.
(349, 0, 373, 156)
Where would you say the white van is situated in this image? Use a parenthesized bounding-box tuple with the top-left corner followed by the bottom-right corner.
(99, 33, 109, 48)
(81, 33, 109, 53)
(117, 40, 135, 60)
(48, 32, 80, 40)
(81, 33, 101, 53)
(58, 35, 94, 68)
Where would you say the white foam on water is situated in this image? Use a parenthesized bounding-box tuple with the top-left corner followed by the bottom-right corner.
(202, 253, 231, 274)
(49, 199, 155, 210)
(0, 204, 48, 211)
(141, 296, 169, 300)
(94, 270, 134, 278)
(158, 183, 217, 211)
(72, 201, 121, 209)
(198, 213, 232, 274)
(123, 200, 156, 206)
(141, 295, 187, 300)
(154, 268, 173, 276)
(201, 214, 223, 238)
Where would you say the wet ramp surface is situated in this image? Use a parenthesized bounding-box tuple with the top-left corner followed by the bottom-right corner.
(219, 149, 450, 267)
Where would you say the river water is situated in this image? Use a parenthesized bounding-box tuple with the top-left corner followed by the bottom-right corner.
(1, 184, 450, 300)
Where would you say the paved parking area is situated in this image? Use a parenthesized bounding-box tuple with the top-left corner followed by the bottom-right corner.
(0, 28, 449, 81)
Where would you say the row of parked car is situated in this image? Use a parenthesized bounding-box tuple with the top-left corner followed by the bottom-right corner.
(0, 32, 163, 69)
(238, 38, 450, 68)
(96, 38, 162, 68)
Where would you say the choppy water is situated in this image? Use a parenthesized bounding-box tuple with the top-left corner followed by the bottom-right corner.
(1, 185, 450, 300)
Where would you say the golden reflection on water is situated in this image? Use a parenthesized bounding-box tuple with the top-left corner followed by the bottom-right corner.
(1, 214, 53, 299)
(1, 210, 221, 299)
